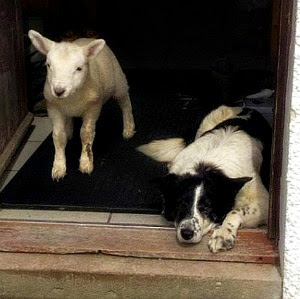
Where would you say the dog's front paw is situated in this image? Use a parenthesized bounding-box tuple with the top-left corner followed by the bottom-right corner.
(208, 227, 236, 253)
(52, 163, 66, 181)
(79, 157, 94, 174)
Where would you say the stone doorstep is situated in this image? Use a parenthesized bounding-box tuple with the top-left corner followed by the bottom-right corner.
(0, 252, 281, 299)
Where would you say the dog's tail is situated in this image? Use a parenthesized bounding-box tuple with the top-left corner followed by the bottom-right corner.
(137, 138, 186, 163)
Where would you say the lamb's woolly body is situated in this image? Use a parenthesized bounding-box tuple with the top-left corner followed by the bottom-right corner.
(29, 30, 135, 180)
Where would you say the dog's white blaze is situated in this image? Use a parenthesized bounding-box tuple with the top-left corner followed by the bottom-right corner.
(192, 184, 203, 218)
(192, 184, 216, 236)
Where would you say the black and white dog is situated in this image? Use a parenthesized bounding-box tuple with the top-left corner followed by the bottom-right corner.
(138, 105, 271, 253)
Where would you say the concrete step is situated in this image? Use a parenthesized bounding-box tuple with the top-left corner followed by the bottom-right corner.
(0, 252, 281, 299)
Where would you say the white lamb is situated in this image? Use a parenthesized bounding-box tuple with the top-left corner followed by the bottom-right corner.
(28, 30, 135, 181)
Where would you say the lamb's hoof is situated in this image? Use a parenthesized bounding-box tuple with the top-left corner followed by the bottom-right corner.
(208, 227, 236, 253)
(52, 164, 66, 181)
(123, 127, 136, 139)
(79, 159, 94, 174)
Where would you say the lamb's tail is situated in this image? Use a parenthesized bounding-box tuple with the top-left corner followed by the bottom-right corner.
(137, 138, 186, 163)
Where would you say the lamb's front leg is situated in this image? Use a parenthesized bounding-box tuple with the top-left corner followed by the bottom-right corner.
(79, 106, 100, 174)
(49, 111, 69, 181)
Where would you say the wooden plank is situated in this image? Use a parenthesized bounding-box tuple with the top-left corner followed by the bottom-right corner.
(268, 0, 295, 241)
(0, 0, 28, 154)
(0, 112, 33, 177)
(270, 0, 281, 72)
(0, 221, 278, 264)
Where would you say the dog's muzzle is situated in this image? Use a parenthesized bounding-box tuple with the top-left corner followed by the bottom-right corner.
(176, 218, 203, 244)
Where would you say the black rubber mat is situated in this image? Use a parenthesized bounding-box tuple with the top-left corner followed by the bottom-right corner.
(0, 71, 218, 213)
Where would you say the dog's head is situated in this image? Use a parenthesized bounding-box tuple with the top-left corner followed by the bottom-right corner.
(155, 164, 251, 244)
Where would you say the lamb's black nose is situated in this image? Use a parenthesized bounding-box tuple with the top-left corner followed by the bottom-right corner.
(181, 228, 194, 240)
(54, 88, 66, 97)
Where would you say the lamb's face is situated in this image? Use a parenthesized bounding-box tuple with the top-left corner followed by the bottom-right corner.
(28, 30, 106, 99)
(46, 44, 88, 98)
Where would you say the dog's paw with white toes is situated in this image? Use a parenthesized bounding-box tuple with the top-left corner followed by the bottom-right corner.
(208, 227, 236, 253)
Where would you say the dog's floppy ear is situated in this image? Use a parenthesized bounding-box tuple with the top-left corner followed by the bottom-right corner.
(152, 174, 178, 221)
(229, 176, 252, 194)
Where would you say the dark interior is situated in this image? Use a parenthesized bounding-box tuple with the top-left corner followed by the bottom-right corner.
(0, 0, 275, 213)
(23, 0, 274, 109)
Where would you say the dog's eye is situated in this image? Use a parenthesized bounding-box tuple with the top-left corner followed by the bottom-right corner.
(46, 63, 50, 68)
(76, 67, 82, 71)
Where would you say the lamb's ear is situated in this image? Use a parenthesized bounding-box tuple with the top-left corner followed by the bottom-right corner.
(85, 39, 105, 60)
(28, 30, 54, 55)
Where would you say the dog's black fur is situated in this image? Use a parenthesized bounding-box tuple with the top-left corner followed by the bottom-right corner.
(157, 163, 251, 225)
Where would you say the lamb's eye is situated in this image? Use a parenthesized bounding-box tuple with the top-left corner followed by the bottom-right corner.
(76, 67, 82, 71)
(47, 63, 50, 68)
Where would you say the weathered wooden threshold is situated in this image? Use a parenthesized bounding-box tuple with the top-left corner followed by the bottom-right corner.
(0, 220, 278, 264)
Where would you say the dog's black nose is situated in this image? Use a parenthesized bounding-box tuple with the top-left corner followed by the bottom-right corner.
(54, 87, 66, 97)
(181, 228, 194, 240)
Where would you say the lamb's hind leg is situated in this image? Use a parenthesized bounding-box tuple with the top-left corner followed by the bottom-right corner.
(115, 93, 135, 139)
(208, 179, 269, 253)
(79, 105, 100, 174)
